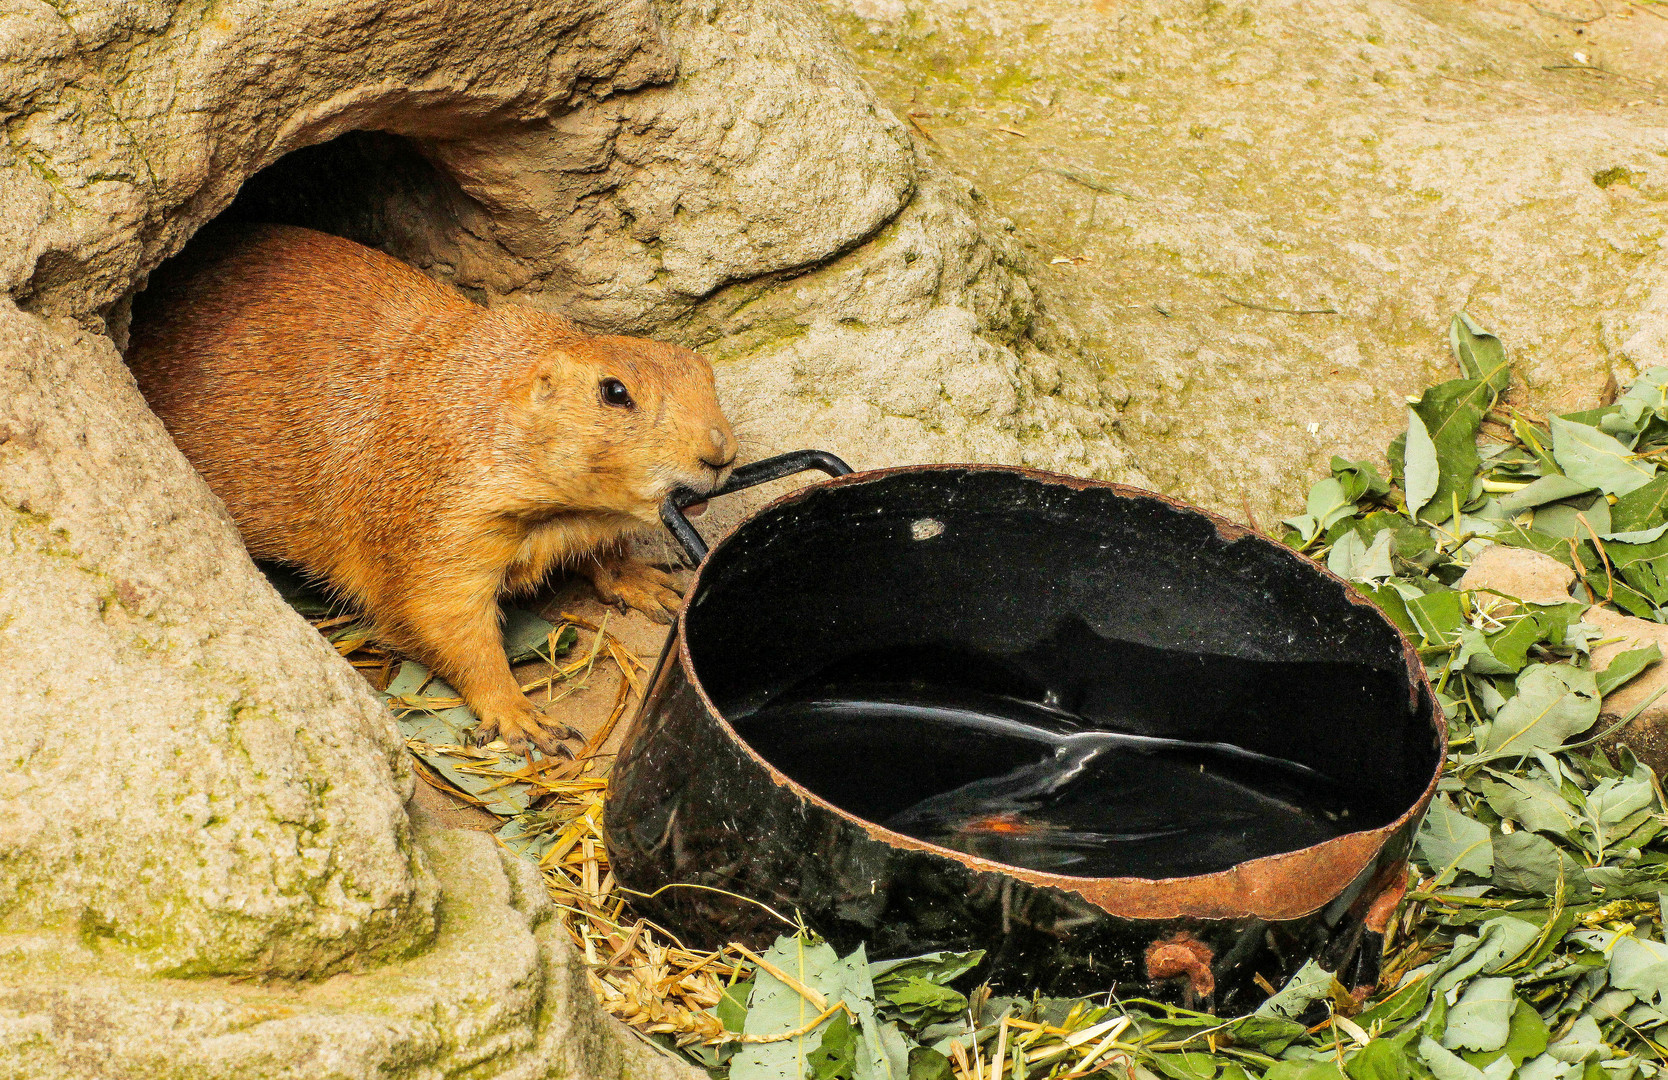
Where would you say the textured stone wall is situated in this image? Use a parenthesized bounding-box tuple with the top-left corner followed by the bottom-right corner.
(824, 0, 1668, 519)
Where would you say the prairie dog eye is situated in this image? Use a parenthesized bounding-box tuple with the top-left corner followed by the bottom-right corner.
(600, 378, 634, 409)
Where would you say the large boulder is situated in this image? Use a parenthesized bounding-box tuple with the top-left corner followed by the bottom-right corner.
(0, 826, 686, 1080)
(2, 0, 1115, 1073)
(824, 0, 1668, 519)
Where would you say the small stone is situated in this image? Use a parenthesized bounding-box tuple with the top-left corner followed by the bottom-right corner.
(1583, 606, 1668, 777)
(1456, 546, 1577, 612)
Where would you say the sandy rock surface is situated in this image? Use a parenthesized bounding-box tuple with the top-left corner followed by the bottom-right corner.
(1583, 606, 1668, 778)
(1456, 545, 1578, 611)
(0, 825, 695, 1080)
(823, 0, 1668, 520)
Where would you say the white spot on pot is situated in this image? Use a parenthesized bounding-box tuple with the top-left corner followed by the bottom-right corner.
(911, 517, 946, 540)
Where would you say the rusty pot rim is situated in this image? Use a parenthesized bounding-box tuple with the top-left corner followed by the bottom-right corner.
(675, 462, 1446, 922)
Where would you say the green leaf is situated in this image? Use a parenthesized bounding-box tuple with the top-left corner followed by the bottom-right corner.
(1227, 1015, 1309, 1055)
(1348, 1038, 1416, 1080)
(881, 978, 967, 1022)
(1150, 1053, 1220, 1080)
(1592, 573, 1662, 618)
(1331, 529, 1396, 583)
(1416, 795, 1494, 882)
(1585, 865, 1668, 898)
(1500, 1000, 1551, 1066)
(870, 950, 983, 992)
(1486, 614, 1549, 672)
(1256, 960, 1340, 1019)
(1440, 977, 1515, 1052)
(1550, 417, 1657, 496)
(1618, 366, 1668, 429)
(907, 1047, 953, 1080)
(1546, 1016, 1607, 1063)
(1584, 773, 1660, 853)
(1419, 1036, 1485, 1080)
(733, 937, 846, 1080)
(1309, 478, 1359, 532)
(1609, 534, 1668, 606)
(1595, 645, 1662, 697)
(1267, 1061, 1348, 1080)
(1491, 523, 1585, 566)
(1533, 603, 1597, 648)
(1609, 936, 1668, 1004)
(1335, 456, 1393, 501)
(1458, 627, 1517, 675)
(1494, 476, 1598, 517)
(1600, 524, 1668, 544)
(1605, 532, 1668, 570)
(503, 608, 576, 664)
(1359, 581, 1419, 635)
(1492, 830, 1592, 899)
(719, 980, 754, 1033)
(1477, 664, 1600, 762)
(856, 1020, 911, 1080)
(1415, 379, 1494, 524)
(1406, 407, 1442, 522)
(1562, 405, 1625, 431)
(384, 661, 538, 816)
(1360, 512, 1440, 565)
(1452, 313, 1512, 396)
(1436, 917, 1543, 989)
(1531, 495, 1609, 540)
(1479, 772, 1579, 835)
(1409, 589, 1466, 647)
(1424, 984, 1450, 1041)
(1356, 973, 1434, 1030)
(809, 1010, 858, 1080)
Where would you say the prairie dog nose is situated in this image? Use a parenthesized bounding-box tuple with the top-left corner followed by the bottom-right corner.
(705, 426, 737, 468)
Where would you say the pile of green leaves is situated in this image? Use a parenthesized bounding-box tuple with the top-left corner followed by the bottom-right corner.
(684, 316, 1668, 1080)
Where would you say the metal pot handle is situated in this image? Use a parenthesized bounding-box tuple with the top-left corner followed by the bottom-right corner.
(659, 449, 853, 563)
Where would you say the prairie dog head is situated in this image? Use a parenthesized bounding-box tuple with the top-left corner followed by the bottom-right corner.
(508, 328, 736, 524)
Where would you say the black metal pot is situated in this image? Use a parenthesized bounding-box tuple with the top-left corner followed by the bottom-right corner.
(606, 451, 1443, 1009)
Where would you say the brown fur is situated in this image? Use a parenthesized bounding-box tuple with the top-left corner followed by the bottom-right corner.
(127, 224, 736, 754)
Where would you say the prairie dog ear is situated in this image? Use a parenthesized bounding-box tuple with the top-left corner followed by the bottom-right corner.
(527, 356, 570, 404)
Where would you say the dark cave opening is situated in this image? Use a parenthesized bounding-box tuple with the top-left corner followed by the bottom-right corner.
(215, 131, 467, 258)
(110, 130, 482, 351)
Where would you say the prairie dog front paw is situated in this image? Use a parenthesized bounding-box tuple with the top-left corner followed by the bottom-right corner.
(472, 700, 579, 757)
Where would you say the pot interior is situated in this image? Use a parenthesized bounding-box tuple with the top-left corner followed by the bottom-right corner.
(683, 469, 1440, 881)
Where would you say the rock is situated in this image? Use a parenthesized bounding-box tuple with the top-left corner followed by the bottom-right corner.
(823, 0, 1668, 521)
(1, 305, 436, 979)
(1456, 546, 1577, 611)
(679, 162, 1145, 515)
(0, 825, 699, 1080)
(1582, 607, 1668, 778)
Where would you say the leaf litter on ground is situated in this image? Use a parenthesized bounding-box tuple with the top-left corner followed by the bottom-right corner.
(282, 314, 1668, 1080)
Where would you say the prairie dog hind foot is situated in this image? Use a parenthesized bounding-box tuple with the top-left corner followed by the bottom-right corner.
(584, 555, 684, 622)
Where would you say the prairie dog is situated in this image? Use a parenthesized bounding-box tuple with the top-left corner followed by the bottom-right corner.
(127, 224, 736, 754)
